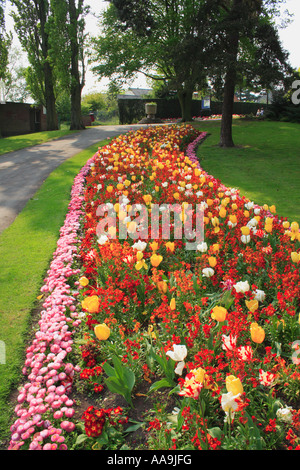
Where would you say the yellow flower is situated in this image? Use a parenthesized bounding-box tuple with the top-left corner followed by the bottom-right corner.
(245, 299, 259, 313)
(291, 252, 300, 263)
(150, 253, 163, 267)
(219, 206, 227, 218)
(157, 280, 168, 294)
(211, 305, 227, 322)
(250, 322, 265, 343)
(94, 323, 110, 341)
(265, 223, 273, 233)
(208, 256, 217, 268)
(170, 298, 176, 310)
(79, 276, 89, 287)
(127, 221, 137, 234)
(166, 241, 175, 253)
(191, 367, 206, 384)
(81, 295, 100, 313)
(241, 226, 250, 236)
(290, 221, 300, 241)
(143, 194, 152, 205)
(135, 259, 147, 270)
(226, 375, 244, 395)
(150, 241, 159, 251)
(282, 221, 290, 229)
(107, 185, 114, 193)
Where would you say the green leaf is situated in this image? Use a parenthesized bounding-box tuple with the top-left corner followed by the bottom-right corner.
(105, 376, 127, 395)
(125, 422, 144, 433)
(149, 378, 173, 392)
(208, 427, 222, 440)
(103, 361, 117, 377)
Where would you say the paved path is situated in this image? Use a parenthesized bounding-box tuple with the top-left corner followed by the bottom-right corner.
(0, 124, 156, 234)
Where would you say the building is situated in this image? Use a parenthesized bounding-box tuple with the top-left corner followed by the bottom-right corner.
(0, 102, 48, 137)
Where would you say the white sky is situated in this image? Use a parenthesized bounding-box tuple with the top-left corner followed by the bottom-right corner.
(4, 0, 300, 95)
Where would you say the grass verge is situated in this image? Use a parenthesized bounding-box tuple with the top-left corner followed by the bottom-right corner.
(0, 129, 82, 156)
(0, 139, 108, 447)
(193, 119, 300, 224)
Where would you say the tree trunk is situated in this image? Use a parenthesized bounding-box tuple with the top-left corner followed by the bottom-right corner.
(219, 0, 241, 148)
(178, 88, 193, 122)
(69, 0, 85, 131)
(44, 61, 58, 131)
(70, 81, 84, 130)
(219, 68, 237, 147)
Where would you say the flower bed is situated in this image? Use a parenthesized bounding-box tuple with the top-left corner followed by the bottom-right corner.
(9, 124, 300, 450)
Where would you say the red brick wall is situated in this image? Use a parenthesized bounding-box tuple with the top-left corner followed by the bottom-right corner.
(0, 102, 48, 137)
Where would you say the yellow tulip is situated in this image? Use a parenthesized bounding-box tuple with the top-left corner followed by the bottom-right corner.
(250, 322, 265, 343)
(157, 281, 168, 294)
(150, 253, 163, 267)
(150, 241, 159, 251)
(241, 226, 250, 236)
(127, 221, 137, 233)
(107, 185, 114, 193)
(170, 298, 176, 310)
(136, 251, 144, 261)
(166, 241, 175, 253)
(219, 207, 227, 218)
(191, 367, 206, 384)
(265, 224, 273, 233)
(211, 305, 227, 322)
(291, 252, 300, 263)
(94, 323, 110, 341)
(269, 205, 276, 213)
(282, 221, 290, 229)
(245, 299, 259, 313)
(81, 295, 100, 314)
(79, 276, 89, 287)
(135, 259, 147, 271)
(226, 375, 244, 395)
(208, 256, 217, 268)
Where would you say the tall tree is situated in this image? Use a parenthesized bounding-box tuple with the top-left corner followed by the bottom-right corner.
(91, 0, 221, 122)
(0, 0, 12, 80)
(50, 0, 88, 130)
(11, 0, 58, 130)
(214, 0, 291, 147)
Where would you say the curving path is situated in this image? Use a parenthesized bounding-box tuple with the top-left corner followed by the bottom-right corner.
(0, 124, 158, 234)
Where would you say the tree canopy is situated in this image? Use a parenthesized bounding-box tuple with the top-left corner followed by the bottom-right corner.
(90, 0, 292, 146)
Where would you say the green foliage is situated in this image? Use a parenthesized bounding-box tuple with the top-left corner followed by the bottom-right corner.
(103, 355, 136, 407)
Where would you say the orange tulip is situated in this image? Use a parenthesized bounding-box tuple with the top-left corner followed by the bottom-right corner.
(94, 323, 110, 341)
(150, 253, 163, 267)
(250, 322, 265, 343)
(211, 306, 227, 322)
(81, 295, 100, 314)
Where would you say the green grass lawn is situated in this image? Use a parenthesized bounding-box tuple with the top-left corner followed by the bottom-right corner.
(0, 129, 82, 156)
(193, 119, 300, 224)
(0, 140, 107, 447)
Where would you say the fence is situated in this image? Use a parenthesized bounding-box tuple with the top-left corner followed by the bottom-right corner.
(117, 98, 262, 124)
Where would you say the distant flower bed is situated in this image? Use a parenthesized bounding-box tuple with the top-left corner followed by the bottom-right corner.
(9, 124, 300, 451)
